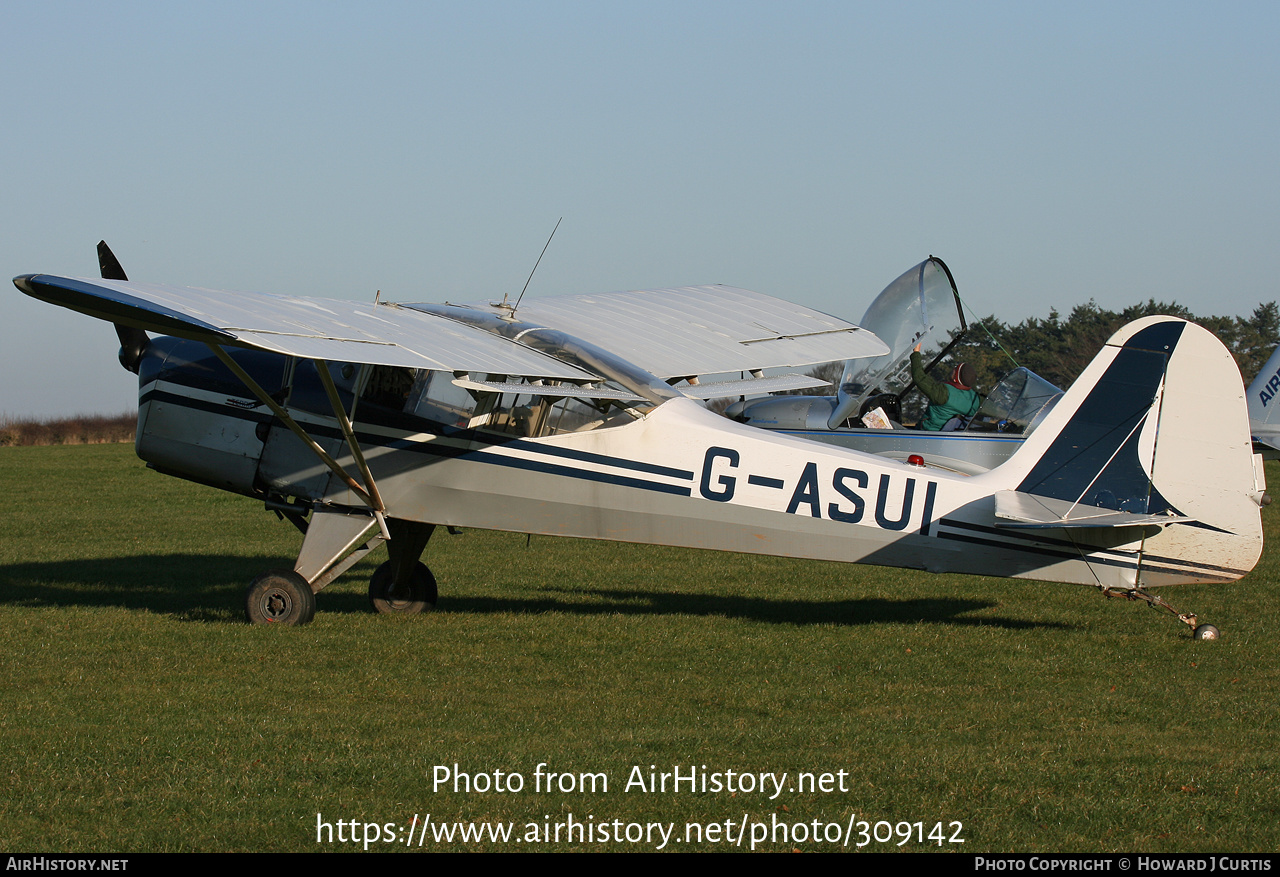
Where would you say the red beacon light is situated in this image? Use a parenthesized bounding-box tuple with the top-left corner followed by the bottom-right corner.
(907, 455, 925, 467)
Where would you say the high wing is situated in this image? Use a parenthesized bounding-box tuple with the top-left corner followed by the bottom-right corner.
(15, 275, 887, 393)
(14, 274, 595, 380)
(409, 285, 887, 381)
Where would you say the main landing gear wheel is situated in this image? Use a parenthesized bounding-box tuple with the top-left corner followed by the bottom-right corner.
(245, 570, 316, 626)
(1193, 624, 1221, 641)
(368, 561, 437, 615)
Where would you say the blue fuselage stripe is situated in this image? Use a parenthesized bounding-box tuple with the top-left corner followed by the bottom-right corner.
(463, 450, 694, 496)
(141, 386, 693, 498)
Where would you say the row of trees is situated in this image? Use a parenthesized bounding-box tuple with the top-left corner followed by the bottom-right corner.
(0, 413, 136, 447)
(937, 300, 1279, 393)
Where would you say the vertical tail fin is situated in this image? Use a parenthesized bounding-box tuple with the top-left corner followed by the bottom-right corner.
(993, 316, 1263, 586)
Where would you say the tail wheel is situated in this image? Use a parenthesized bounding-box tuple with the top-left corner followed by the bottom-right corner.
(369, 561, 437, 615)
(246, 570, 316, 626)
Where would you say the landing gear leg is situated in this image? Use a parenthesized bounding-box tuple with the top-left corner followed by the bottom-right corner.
(244, 505, 388, 625)
(1101, 587, 1219, 640)
(368, 521, 437, 615)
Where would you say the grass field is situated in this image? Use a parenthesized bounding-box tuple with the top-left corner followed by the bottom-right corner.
(1, 443, 1277, 852)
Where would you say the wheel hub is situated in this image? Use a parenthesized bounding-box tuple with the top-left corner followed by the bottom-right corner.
(263, 589, 291, 620)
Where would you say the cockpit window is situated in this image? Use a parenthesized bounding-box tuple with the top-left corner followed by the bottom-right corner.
(264, 363, 642, 438)
(406, 371, 479, 429)
(289, 360, 357, 417)
(968, 367, 1063, 435)
(462, 379, 644, 437)
(362, 366, 416, 410)
(146, 338, 288, 400)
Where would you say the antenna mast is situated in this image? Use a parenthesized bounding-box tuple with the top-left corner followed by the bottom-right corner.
(507, 217, 562, 315)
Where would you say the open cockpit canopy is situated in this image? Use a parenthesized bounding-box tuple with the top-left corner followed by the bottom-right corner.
(829, 257, 966, 428)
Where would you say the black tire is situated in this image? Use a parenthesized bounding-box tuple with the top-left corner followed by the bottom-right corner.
(1193, 624, 1221, 641)
(369, 561, 437, 615)
(245, 570, 316, 626)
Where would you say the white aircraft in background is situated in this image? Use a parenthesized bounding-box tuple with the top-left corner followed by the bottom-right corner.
(11, 243, 1267, 638)
(1248, 345, 1280, 460)
(727, 257, 1063, 475)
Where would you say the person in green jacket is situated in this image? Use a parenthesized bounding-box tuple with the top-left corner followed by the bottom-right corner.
(911, 342, 981, 431)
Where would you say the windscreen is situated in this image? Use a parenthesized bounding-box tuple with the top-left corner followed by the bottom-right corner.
(971, 367, 1063, 436)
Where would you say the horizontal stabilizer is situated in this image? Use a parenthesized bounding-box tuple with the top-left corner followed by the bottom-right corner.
(1253, 427, 1280, 454)
(993, 490, 1195, 529)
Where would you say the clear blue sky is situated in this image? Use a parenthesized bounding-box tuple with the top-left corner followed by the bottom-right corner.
(4, 1, 1277, 417)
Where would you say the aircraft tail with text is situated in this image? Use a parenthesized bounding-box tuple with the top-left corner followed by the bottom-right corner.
(974, 315, 1265, 596)
(1246, 344, 1280, 457)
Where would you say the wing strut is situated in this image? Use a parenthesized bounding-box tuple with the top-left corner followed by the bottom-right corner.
(315, 358, 388, 515)
(208, 344, 391, 540)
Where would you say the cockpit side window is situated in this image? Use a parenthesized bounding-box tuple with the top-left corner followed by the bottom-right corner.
(273, 364, 640, 438)
(147, 338, 289, 401)
(470, 390, 546, 437)
(407, 371, 480, 429)
(464, 379, 643, 437)
(362, 365, 416, 411)
(542, 396, 628, 435)
(289, 360, 358, 417)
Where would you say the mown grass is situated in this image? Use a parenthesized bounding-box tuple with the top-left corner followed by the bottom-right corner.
(0, 443, 1277, 852)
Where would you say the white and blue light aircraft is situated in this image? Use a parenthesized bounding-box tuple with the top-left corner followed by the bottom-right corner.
(12, 243, 1267, 637)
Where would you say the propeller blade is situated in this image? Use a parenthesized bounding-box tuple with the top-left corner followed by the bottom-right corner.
(98, 240, 149, 373)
